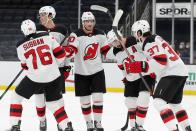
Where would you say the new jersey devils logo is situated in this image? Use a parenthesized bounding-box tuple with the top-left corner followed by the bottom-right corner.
(84, 43, 99, 60)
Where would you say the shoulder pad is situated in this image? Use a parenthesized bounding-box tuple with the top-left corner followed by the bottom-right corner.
(16, 32, 49, 48)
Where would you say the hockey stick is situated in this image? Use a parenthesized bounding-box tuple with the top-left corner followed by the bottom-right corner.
(90, 5, 113, 21)
(0, 69, 24, 100)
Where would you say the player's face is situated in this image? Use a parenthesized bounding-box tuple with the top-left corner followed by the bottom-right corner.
(83, 20, 95, 31)
(39, 12, 49, 26)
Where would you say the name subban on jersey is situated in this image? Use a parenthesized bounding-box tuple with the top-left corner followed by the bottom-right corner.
(23, 38, 44, 51)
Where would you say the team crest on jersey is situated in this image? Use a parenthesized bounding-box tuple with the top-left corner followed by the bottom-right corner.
(83, 43, 99, 60)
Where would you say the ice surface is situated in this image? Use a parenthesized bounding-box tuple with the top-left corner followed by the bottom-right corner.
(0, 91, 195, 131)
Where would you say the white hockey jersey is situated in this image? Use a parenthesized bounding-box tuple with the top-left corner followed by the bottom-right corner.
(142, 35, 188, 78)
(16, 32, 65, 83)
(36, 24, 70, 67)
(111, 37, 153, 81)
(68, 28, 110, 75)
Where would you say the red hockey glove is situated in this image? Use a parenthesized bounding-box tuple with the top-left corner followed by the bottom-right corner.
(125, 61, 149, 73)
(63, 66, 72, 80)
(21, 63, 28, 70)
(149, 73, 156, 79)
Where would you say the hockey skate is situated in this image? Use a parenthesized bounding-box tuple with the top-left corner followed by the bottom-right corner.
(173, 125, 179, 131)
(65, 122, 74, 131)
(136, 126, 146, 131)
(6, 120, 21, 131)
(185, 125, 192, 131)
(94, 121, 104, 131)
(57, 122, 74, 131)
(86, 120, 94, 131)
(128, 127, 138, 131)
(39, 119, 47, 131)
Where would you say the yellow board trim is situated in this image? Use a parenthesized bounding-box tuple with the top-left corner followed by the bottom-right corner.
(1, 85, 196, 95)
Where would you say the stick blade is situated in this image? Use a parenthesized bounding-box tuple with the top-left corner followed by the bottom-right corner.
(90, 5, 108, 13)
(112, 9, 123, 27)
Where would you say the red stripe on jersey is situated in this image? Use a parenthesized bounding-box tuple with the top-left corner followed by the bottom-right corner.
(153, 54, 167, 65)
(93, 109, 103, 113)
(10, 112, 22, 117)
(177, 115, 188, 122)
(54, 107, 64, 116)
(10, 104, 22, 117)
(36, 106, 46, 117)
(163, 114, 175, 123)
(56, 52, 66, 59)
(53, 46, 66, 59)
(11, 104, 22, 109)
(53, 46, 62, 54)
(82, 110, 91, 115)
(54, 107, 68, 123)
(118, 64, 124, 70)
(160, 109, 175, 123)
(136, 107, 147, 118)
(100, 45, 111, 56)
(128, 109, 136, 119)
(176, 110, 188, 122)
(57, 115, 68, 123)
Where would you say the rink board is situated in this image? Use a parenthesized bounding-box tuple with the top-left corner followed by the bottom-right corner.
(0, 61, 196, 95)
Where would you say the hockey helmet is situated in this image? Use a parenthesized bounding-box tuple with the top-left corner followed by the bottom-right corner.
(131, 20, 150, 39)
(81, 12, 95, 24)
(21, 19, 36, 36)
(39, 6, 56, 19)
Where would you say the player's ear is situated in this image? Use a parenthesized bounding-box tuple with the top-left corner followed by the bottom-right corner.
(48, 13, 53, 20)
(137, 30, 142, 37)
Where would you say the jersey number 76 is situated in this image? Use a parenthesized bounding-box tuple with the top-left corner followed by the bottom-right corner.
(24, 45, 53, 69)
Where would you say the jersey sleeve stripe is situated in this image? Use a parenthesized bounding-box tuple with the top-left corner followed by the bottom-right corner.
(100, 45, 111, 56)
(153, 54, 167, 65)
(53, 46, 66, 59)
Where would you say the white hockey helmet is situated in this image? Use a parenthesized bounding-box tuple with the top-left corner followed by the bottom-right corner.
(39, 6, 56, 19)
(107, 29, 122, 43)
(21, 19, 36, 36)
(131, 20, 150, 39)
(81, 11, 95, 24)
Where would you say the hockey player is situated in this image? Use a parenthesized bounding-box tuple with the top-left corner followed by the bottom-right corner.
(35, 6, 72, 131)
(7, 19, 73, 131)
(123, 20, 192, 131)
(106, 30, 156, 131)
(63, 11, 120, 131)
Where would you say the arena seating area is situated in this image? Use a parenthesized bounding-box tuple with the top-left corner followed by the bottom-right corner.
(0, 0, 130, 61)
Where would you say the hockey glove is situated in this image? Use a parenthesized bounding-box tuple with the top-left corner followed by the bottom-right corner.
(149, 72, 156, 79)
(122, 77, 128, 84)
(21, 63, 28, 70)
(63, 66, 72, 80)
(125, 61, 149, 73)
